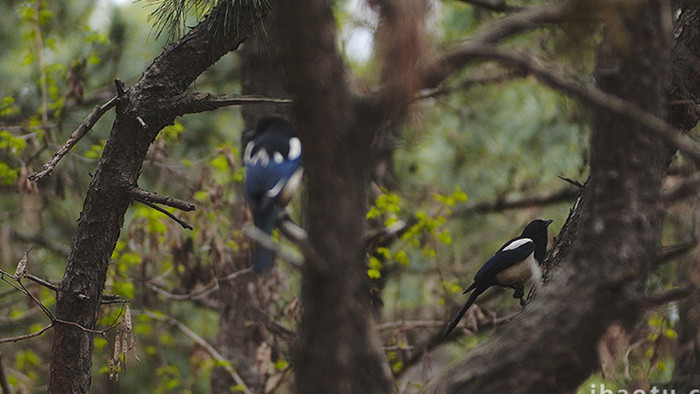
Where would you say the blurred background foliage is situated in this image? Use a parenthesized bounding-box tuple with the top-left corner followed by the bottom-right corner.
(0, 0, 695, 392)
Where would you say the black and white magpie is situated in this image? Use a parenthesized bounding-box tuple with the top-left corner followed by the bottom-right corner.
(244, 116, 303, 274)
(441, 219, 553, 340)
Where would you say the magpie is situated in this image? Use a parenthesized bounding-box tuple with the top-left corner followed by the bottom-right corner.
(441, 219, 553, 340)
(244, 116, 303, 274)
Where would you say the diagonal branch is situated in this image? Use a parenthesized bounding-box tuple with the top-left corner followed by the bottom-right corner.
(242, 224, 303, 268)
(465, 46, 700, 165)
(28, 96, 118, 181)
(421, 3, 571, 87)
(136, 200, 193, 230)
(173, 93, 292, 116)
(144, 311, 252, 394)
(664, 172, 700, 204)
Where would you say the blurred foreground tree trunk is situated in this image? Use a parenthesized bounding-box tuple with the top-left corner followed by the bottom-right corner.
(429, 2, 677, 392)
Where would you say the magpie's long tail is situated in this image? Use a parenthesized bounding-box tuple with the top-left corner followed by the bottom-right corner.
(252, 205, 277, 275)
(441, 285, 487, 341)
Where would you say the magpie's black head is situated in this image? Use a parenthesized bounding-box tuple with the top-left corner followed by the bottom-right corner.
(255, 116, 296, 137)
(521, 219, 553, 237)
(521, 219, 553, 263)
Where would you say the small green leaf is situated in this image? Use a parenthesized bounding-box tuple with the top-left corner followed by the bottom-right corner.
(367, 268, 381, 279)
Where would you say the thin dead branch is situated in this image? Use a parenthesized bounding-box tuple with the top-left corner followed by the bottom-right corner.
(28, 96, 118, 181)
(145, 267, 252, 302)
(456, 0, 524, 13)
(128, 186, 195, 212)
(174, 93, 292, 116)
(454, 187, 579, 216)
(136, 200, 193, 230)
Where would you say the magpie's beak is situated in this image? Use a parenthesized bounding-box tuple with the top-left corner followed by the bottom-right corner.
(545, 219, 553, 227)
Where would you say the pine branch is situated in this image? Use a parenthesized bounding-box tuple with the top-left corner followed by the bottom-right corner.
(173, 92, 292, 116)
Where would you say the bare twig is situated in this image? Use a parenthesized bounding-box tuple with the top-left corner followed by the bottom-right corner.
(0, 323, 53, 345)
(25, 273, 57, 292)
(0, 267, 124, 344)
(558, 175, 585, 189)
(136, 200, 193, 230)
(174, 93, 293, 116)
(378, 320, 445, 331)
(242, 224, 303, 268)
(128, 186, 195, 212)
(643, 286, 694, 307)
(277, 219, 330, 274)
(144, 310, 252, 394)
(28, 96, 118, 181)
(454, 187, 579, 216)
(653, 241, 698, 269)
(456, 0, 524, 13)
(54, 318, 109, 336)
(392, 311, 518, 378)
(416, 70, 521, 101)
(363, 220, 407, 245)
(146, 267, 252, 302)
(1, 266, 121, 304)
(17, 279, 53, 321)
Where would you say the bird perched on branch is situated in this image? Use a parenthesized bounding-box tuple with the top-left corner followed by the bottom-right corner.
(441, 219, 553, 340)
(244, 116, 303, 274)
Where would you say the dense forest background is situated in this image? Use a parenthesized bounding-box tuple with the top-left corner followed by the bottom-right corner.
(0, 0, 698, 393)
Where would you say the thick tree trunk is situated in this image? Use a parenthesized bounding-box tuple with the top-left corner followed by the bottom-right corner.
(667, 6, 700, 391)
(428, 3, 673, 392)
(276, 1, 394, 392)
(47, 3, 261, 392)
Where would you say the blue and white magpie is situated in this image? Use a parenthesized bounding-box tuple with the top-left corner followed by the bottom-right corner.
(441, 219, 552, 340)
(244, 116, 303, 274)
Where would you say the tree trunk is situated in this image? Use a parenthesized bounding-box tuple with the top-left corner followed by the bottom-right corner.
(428, 2, 674, 392)
(276, 1, 394, 392)
(48, 3, 261, 392)
(667, 6, 700, 391)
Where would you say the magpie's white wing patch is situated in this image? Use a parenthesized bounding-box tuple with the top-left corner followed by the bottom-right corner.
(251, 149, 270, 166)
(502, 238, 533, 252)
(288, 137, 301, 160)
(243, 141, 254, 164)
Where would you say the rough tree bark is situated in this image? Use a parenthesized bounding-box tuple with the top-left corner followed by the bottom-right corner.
(47, 3, 263, 392)
(428, 2, 675, 392)
(667, 6, 700, 391)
